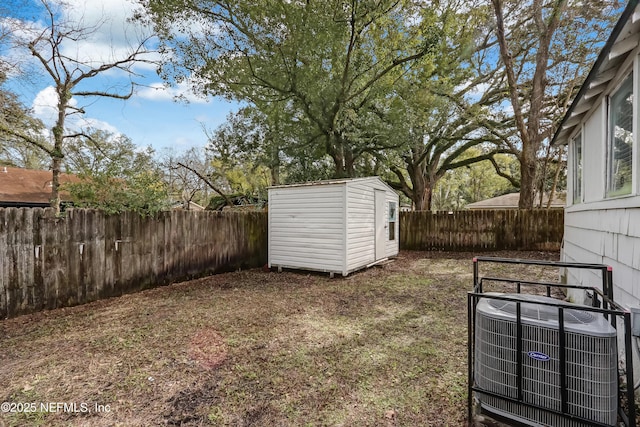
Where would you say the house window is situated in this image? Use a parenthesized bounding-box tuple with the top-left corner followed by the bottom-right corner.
(572, 133, 582, 204)
(606, 74, 633, 198)
(388, 201, 397, 241)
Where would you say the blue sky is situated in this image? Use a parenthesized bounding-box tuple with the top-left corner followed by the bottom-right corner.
(3, 0, 239, 155)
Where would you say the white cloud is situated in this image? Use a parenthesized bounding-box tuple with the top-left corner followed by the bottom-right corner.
(59, 0, 154, 57)
(455, 80, 491, 100)
(77, 117, 121, 135)
(64, 15, 156, 76)
(1, 0, 156, 78)
(136, 81, 209, 104)
(465, 82, 491, 98)
(32, 86, 70, 126)
(0, 17, 44, 77)
(32, 86, 120, 135)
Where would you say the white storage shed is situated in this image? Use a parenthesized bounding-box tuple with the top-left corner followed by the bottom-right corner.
(268, 177, 400, 277)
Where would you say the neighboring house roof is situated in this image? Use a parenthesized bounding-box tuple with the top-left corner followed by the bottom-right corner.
(0, 166, 80, 208)
(551, 0, 640, 146)
(466, 192, 566, 209)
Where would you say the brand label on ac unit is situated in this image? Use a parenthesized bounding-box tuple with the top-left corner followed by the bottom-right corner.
(527, 351, 551, 361)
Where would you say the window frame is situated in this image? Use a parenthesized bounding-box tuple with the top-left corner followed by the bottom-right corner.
(605, 72, 634, 199)
(571, 132, 583, 204)
(388, 201, 397, 241)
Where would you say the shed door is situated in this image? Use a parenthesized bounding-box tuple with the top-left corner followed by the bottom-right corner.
(375, 190, 386, 260)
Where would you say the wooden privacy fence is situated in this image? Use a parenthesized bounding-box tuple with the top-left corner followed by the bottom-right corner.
(1, 207, 563, 318)
(0, 208, 267, 319)
(400, 209, 564, 251)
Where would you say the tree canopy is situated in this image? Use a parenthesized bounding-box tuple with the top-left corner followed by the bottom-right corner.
(0, 0, 627, 211)
(480, 0, 624, 207)
(144, 0, 443, 178)
(63, 129, 170, 215)
(0, 0, 156, 213)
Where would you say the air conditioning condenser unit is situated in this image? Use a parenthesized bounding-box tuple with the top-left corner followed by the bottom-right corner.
(475, 293, 618, 427)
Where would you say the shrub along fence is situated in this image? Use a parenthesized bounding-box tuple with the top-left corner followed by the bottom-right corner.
(0, 208, 267, 318)
(400, 209, 564, 251)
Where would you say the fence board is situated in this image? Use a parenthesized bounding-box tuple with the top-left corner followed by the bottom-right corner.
(0, 208, 268, 319)
(1, 207, 562, 319)
(400, 209, 564, 252)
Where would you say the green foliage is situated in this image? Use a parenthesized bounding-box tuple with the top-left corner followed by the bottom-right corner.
(382, 1, 507, 211)
(479, 0, 625, 207)
(0, 77, 50, 169)
(206, 193, 266, 211)
(432, 150, 518, 211)
(63, 130, 170, 216)
(206, 106, 333, 189)
(66, 171, 170, 216)
(144, 0, 439, 178)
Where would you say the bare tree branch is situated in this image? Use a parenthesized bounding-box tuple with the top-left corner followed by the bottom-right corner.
(176, 161, 234, 208)
(488, 156, 520, 188)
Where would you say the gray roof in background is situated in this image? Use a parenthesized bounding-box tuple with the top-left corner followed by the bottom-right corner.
(466, 192, 566, 209)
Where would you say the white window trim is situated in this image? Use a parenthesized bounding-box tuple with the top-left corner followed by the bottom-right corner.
(605, 72, 634, 199)
(634, 55, 640, 196)
(388, 200, 397, 241)
(571, 131, 583, 205)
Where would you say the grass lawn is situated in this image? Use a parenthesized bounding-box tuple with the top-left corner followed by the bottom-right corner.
(0, 250, 560, 427)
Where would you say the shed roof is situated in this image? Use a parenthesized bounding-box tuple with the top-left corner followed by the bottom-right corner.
(269, 176, 396, 193)
(0, 166, 80, 207)
(551, 0, 640, 145)
(465, 192, 565, 209)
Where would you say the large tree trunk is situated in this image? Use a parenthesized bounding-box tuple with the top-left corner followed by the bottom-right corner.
(330, 152, 347, 178)
(412, 173, 427, 211)
(519, 149, 537, 209)
(408, 161, 438, 212)
(328, 137, 356, 178)
(418, 185, 433, 212)
(492, 0, 567, 210)
(270, 144, 280, 186)
(51, 90, 68, 215)
(50, 155, 62, 215)
(270, 167, 280, 186)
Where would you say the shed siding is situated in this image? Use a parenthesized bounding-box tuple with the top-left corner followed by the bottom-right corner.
(345, 181, 376, 271)
(269, 185, 345, 272)
(343, 180, 399, 272)
(269, 177, 399, 276)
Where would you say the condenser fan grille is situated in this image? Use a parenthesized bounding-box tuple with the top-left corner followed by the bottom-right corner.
(487, 298, 594, 324)
(475, 294, 618, 427)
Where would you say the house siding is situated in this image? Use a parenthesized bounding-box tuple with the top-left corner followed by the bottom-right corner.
(562, 48, 640, 308)
(563, 206, 640, 306)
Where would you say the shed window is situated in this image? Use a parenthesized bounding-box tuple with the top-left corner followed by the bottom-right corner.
(606, 74, 633, 198)
(572, 133, 582, 204)
(388, 201, 397, 241)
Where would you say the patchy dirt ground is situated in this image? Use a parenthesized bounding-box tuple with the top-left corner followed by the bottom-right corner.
(0, 250, 561, 427)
